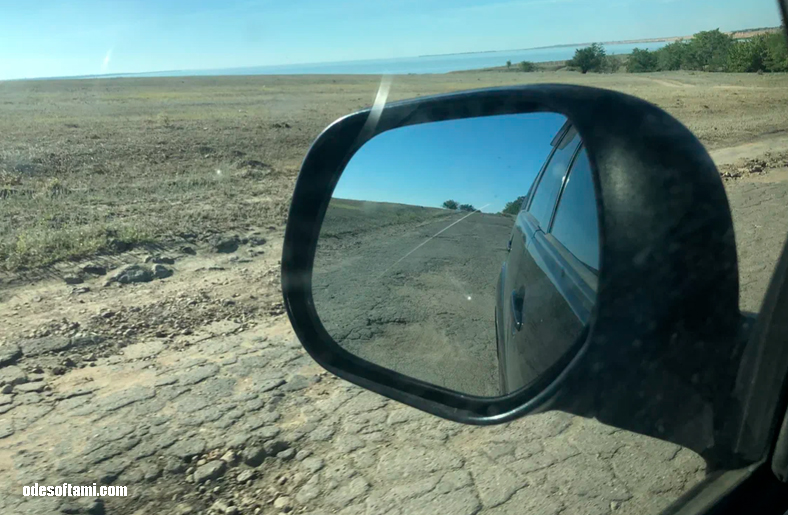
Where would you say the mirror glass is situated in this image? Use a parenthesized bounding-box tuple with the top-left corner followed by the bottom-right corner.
(313, 112, 599, 397)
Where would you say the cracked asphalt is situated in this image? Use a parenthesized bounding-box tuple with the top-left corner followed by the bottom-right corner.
(1, 154, 788, 515)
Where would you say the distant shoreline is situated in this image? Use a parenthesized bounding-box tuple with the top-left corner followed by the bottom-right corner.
(418, 27, 782, 58)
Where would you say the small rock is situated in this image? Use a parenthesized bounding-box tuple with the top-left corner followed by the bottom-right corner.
(153, 264, 174, 279)
(277, 448, 296, 461)
(1, 384, 12, 394)
(15, 382, 45, 393)
(211, 235, 240, 253)
(237, 469, 256, 483)
(51, 366, 67, 376)
(71, 286, 91, 295)
(110, 264, 154, 285)
(611, 501, 620, 510)
(263, 440, 289, 456)
(0, 344, 22, 367)
(82, 263, 107, 276)
(221, 450, 238, 465)
(242, 446, 265, 467)
(64, 274, 83, 285)
(295, 450, 312, 461)
(273, 496, 293, 512)
(18, 336, 72, 357)
(0, 365, 27, 385)
(174, 504, 195, 515)
(180, 246, 197, 255)
(194, 460, 227, 483)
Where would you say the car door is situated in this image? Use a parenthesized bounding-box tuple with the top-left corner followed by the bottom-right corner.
(500, 124, 585, 393)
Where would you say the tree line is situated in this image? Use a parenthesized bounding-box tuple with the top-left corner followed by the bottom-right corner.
(566, 29, 787, 74)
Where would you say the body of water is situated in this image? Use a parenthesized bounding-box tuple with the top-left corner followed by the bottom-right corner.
(87, 41, 670, 80)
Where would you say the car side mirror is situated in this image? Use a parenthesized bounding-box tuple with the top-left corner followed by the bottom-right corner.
(282, 84, 745, 466)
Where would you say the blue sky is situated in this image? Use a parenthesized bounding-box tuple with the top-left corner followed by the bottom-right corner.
(333, 113, 568, 213)
(0, 0, 781, 80)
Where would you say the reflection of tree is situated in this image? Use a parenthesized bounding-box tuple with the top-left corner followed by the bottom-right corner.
(442, 200, 477, 212)
(502, 196, 526, 215)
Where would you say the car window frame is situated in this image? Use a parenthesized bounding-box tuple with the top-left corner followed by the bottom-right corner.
(522, 120, 573, 215)
(525, 131, 583, 234)
(547, 144, 600, 275)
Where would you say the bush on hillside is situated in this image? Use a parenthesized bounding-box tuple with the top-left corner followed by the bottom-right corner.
(627, 48, 658, 72)
(519, 61, 536, 72)
(568, 43, 606, 73)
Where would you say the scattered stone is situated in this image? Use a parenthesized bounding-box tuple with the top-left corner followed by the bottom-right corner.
(0, 343, 22, 367)
(82, 263, 107, 276)
(180, 246, 197, 255)
(64, 274, 84, 285)
(109, 264, 154, 285)
(168, 438, 207, 460)
(18, 336, 72, 357)
(263, 439, 289, 456)
(0, 365, 28, 385)
(72, 286, 91, 295)
(145, 255, 176, 265)
(194, 460, 227, 483)
(237, 469, 256, 483)
(15, 382, 45, 393)
(153, 264, 174, 279)
(220, 450, 238, 465)
(211, 235, 240, 253)
(51, 366, 67, 376)
(1, 384, 13, 394)
(273, 496, 293, 512)
(295, 449, 312, 461)
(277, 448, 296, 461)
(71, 332, 104, 347)
(242, 446, 265, 467)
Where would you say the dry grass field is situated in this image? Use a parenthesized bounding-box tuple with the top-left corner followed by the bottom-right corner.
(1, 71, 788, 274)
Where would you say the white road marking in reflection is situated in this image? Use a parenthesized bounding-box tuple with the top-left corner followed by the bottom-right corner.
(382, 204, 491, 276)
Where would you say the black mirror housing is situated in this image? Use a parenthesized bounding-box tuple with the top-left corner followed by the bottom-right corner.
(282, 84, 741, 463)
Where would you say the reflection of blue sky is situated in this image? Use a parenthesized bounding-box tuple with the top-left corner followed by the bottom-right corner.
(333, 113, 568, 213)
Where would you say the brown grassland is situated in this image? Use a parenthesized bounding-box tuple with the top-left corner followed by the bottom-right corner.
(2, 70, 788, 275)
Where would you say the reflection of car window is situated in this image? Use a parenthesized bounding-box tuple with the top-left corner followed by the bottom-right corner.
(527, 126, 581, 229)
(550, 147, 600, 271)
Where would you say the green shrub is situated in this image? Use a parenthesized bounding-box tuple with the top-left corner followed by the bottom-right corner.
(458, 204, 476, 212)
(442, 199, 458, 210)
(627, 48, 658, 72)
(727, 36, 768, 72)
(764, 31, 788, 71)
(604, 55, 621, 73)
(506, 60, 512, 69)
(683, 29, 734, 71)
(568, 43, 606, 73)
(655, 39, 689, 71)
(519, 61, 536, 72)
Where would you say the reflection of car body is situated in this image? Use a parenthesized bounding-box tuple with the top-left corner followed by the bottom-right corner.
(495, 121, 600, 395)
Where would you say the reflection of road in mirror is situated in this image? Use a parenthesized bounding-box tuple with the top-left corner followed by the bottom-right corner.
(313, 199, 511, 396)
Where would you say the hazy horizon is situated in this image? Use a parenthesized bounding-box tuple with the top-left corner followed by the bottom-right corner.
(1, 0, 782, 81)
